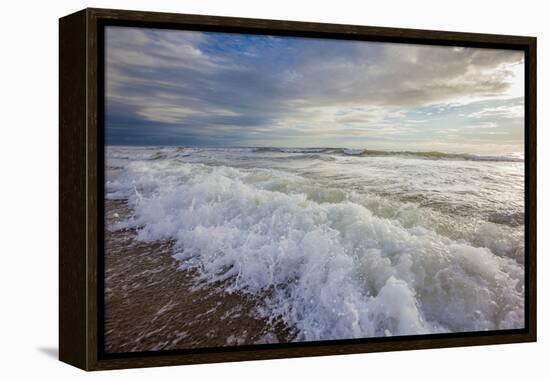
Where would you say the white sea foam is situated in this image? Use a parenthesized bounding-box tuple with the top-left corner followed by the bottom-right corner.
(106, 146, 525, 341)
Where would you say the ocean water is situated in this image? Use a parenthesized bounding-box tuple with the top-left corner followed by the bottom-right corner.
(105, 146, 525, 341)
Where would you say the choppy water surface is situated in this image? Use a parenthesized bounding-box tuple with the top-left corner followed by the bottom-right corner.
(106, 146, 525, 341)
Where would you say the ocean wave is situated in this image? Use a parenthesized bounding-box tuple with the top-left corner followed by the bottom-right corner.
(252, 147, 523, 162)
(253, 147, 329, 154)
(108, 146, 523, 163)
(107, 158, 524, 340)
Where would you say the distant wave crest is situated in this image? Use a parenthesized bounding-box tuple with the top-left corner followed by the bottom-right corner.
(252, 147, 523, 162)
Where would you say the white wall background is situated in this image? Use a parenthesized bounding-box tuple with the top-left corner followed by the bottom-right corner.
(0, 0, 547, 377)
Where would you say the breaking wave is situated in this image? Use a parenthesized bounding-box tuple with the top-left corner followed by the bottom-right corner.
(106, 147, 525, 341)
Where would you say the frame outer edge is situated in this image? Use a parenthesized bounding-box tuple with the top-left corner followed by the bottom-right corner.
(65, 7, 537, 371)
(86, 7, 536, 44)
(59, 9, 88, 370)
(86, 8, 101, 371)
(528, 37, 537, 342)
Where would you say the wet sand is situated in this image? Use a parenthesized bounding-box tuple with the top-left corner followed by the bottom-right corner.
(104, 199, 294, 353)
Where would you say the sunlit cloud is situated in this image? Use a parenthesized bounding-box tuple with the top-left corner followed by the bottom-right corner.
(467, 105, 524, 119)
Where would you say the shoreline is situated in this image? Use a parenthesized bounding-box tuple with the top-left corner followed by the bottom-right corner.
(104, 199, 294, 353)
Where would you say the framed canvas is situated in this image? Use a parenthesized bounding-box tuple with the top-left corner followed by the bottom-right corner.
(59, 8, 537, 371)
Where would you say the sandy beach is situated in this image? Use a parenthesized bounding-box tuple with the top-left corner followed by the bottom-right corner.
(104, 199, 294, 353)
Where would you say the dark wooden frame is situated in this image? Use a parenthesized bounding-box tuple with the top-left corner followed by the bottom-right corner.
(59, 7, 537, 371)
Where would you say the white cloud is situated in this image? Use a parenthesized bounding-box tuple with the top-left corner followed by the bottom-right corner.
(467, 105, 523, 119)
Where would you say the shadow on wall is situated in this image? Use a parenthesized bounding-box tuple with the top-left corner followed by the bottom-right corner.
(37, 347, 58, 359)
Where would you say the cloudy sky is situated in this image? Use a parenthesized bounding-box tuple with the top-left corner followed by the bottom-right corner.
(105, 26, 524, 154)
